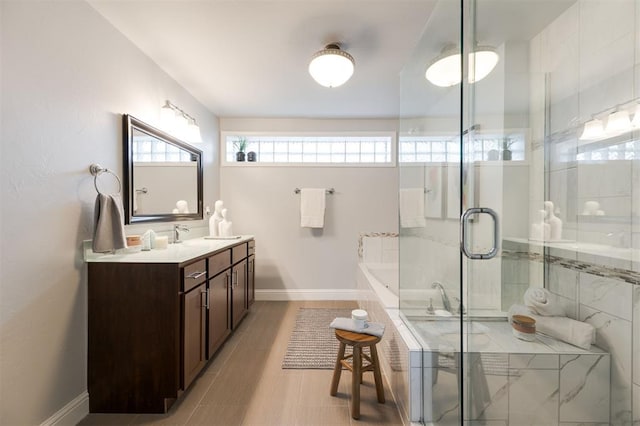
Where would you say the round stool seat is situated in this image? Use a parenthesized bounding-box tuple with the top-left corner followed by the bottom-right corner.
(330, 329, 385, 419)
(334, 329, 381, 347)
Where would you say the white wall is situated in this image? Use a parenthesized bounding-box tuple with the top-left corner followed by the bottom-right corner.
(0, 2, 219, 424)
(219, 118, 399, 297)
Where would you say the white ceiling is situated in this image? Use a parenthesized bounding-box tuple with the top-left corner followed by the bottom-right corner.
(89, 0, 575, 120)
(89, 1, 438, 119)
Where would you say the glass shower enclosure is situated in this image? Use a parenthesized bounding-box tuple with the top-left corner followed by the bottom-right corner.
(399, 0, 639, 424)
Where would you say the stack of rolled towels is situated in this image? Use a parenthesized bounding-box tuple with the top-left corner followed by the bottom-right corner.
(508, 288, 596, 350)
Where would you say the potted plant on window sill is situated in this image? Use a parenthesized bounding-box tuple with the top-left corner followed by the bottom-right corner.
(234, 137, 247, 162)
(502, 138, 514, 161)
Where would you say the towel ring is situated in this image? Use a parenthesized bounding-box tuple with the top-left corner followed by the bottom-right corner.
(89, 163, 122, 195)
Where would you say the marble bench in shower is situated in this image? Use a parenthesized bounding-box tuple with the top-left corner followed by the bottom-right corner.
(415, 321, 610, 425)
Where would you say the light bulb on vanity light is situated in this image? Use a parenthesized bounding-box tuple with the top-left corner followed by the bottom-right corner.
(605, 110, 631, 136)
(631, 104, 640, 128)
(579, 118, 604, 141)
(160, 100, 176, 131)
(187, 118, 202, 144)
(159, 99, 202, 144)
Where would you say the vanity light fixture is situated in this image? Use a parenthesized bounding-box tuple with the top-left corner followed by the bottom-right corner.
(308, 43, 355, 88)
(425, 45, 499, 87)
(579, 118, 604, 140)
(604, 109, 631, 136)
(160, 100, 202, 144)
(631, 104, 640, 128)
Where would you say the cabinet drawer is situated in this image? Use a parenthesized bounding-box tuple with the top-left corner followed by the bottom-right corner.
(232, 243, 248, 263)
(182, 259, 207, 292)
(208, 250, 231, 278)
(248, 240, 255, 256)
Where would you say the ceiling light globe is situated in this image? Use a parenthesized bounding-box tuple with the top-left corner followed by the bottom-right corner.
(425, 52, 462, 87)
(309, 45, 355, 88)
(470, 49, 499, 83)
(425, 46, 499, 87)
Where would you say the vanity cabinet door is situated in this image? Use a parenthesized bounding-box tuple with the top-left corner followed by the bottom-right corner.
(208, 270, 231, 357)
(247, 254, 255, 308)
(231, 259, 247, 329)
(182, 282, 207, 389)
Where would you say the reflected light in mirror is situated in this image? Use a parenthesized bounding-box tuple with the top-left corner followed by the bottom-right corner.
(605, 110, 631, 136)
(579, 118, 604, 140)
(425, 46, 499, 87)
(631, 104, 640, 128)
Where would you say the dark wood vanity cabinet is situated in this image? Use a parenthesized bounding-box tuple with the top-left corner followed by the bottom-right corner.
(87, 238, 254, 413)
(247, 240, 255, 307)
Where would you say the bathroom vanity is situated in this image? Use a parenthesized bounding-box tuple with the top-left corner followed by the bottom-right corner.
(85, 236, 255, 413)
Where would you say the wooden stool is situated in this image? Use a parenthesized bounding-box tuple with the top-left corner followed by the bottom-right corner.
(330, 329, 385, 419)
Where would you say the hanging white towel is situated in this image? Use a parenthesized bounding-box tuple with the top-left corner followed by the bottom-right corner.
(92, 193, 127, 253)
(399, 188, 426, 228)
(300, 188, 326, 228)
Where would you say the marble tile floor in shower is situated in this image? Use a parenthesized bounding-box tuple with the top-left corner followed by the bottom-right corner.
(78, 301, 404, 426)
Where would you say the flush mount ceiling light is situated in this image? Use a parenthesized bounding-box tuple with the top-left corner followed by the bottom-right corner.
(308, 43, 355, 88)
(425, 45, 499, 87)
(160, 100, 202, 144)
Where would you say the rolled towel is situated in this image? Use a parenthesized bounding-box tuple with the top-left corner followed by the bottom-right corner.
(508, 304, 595, 350)
(524, 288, 566, 316)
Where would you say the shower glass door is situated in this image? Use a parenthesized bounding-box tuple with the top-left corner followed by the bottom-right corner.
(399, 0, 580, 424)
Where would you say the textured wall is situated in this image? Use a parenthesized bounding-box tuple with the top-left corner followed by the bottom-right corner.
(0, 2, 218, 423)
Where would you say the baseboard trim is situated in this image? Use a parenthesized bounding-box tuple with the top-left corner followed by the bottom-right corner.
(255, 289, 357, 301)
(41, 391, 89, 426)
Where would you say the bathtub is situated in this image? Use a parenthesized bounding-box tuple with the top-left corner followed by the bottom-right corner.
(356, 262, 422, 423)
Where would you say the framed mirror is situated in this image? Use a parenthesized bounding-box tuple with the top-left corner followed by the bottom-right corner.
(123, 114, 203, 224)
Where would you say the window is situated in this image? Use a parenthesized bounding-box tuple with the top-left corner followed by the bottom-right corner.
(221, 132, 395, 166)
(398, 131, 527, 163)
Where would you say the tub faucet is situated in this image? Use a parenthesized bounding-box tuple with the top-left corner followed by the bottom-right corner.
(432, 281, 452, 313)
(174, 224, 189, 243)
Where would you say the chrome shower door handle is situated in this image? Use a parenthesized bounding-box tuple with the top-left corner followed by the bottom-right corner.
(460, 207, 499, 259)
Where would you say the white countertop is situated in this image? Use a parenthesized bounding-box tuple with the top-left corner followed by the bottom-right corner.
(84, 235, 254, 264)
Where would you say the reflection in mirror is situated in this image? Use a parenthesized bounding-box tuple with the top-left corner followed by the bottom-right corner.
(123, 115, 203, 224)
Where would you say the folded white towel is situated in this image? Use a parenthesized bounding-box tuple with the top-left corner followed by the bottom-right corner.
(330, 317, 385, 337)
(300, 188, 326, 228)
(92, 193, 127, 253)
(508, 304, 595, 350)
(399, 188, 426, 228)
(524, 288, 566, 316)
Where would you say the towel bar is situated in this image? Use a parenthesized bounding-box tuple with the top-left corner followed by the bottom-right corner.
(294, 187, 335, 195)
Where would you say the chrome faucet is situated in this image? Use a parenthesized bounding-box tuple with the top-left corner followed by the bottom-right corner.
(432, 281, 452, 313)
(173, 224, 189, 243)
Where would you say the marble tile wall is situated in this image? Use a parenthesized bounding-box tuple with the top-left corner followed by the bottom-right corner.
(502, 239, 638, 425)
(424, 351, 610, 425)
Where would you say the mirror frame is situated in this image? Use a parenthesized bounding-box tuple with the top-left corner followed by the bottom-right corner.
(123, 114, 203, 224)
